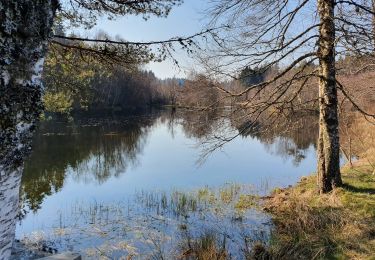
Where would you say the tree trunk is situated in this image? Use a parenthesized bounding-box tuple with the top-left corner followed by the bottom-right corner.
(317, 0, 342, 194)
(0, 1, 57, 258)
(0, 168, 22, 259)
(372, 0, 375, 51)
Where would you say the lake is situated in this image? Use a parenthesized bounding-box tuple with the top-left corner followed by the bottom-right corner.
(16, 110, 318, 258)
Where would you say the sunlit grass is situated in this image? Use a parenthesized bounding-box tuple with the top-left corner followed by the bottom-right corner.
(262, 164, 375, 259)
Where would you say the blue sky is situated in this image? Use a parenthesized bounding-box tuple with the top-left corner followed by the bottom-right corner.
(91, 0, 211, 79)
(68, 1, 323, 80)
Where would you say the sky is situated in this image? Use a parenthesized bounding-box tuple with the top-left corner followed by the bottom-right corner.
(73, 1, 318, 80)
(88, 0, 211, 79)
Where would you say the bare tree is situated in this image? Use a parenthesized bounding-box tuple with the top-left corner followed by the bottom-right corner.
(202, 0, 375, 193)
(0, 0, 212, 258)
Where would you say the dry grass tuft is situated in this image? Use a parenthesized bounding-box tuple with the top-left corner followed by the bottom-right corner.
(258, 165, 375, 260)
(178, 232, 227, 260)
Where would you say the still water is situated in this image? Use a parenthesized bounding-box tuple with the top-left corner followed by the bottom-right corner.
(16, 110, 318, 258)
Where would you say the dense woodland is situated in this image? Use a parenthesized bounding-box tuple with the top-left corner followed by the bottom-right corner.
(43, 38, 163, 114)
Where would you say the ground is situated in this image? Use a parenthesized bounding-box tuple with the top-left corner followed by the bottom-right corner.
(261, 161, 375, 260)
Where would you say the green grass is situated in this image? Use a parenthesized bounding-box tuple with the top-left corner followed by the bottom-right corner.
(341, 166, 375, 218)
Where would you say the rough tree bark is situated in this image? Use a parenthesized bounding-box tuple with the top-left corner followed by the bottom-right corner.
(317, 0, 342, 193)
(0, 1, 57, 258)
(0, 169, 21, 259)
(372, 0, 375, 50)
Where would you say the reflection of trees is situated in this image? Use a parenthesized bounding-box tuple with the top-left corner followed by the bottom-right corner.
(176, 109, 222, 139)
(20, 110, 319, 213)
(262, 137, 311, 166)
(173, 108, 318, 165)
(236, 114, 318, 166)
(21, 115, 157, 212)
(158, 108, 224, 140)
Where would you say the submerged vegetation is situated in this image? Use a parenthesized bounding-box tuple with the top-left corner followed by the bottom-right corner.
(19, 161, 375, 259)
(18, 184, 270, 259)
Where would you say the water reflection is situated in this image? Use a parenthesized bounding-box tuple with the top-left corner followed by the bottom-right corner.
(21, 115, 156, 212)
(4, 109, 321, 258)
(20, 110, 318, 215)
(250, 118, 318, 166)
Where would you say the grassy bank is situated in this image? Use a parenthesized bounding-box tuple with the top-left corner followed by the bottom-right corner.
(258, 163, 375, 260)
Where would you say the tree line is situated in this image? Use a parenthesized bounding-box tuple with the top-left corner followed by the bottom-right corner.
(43, 30, 171, 115)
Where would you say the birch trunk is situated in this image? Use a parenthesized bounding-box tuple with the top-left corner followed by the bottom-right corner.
(372, 0, 375, 50)
(0, 1, 57, 258)
(0, 168, 22, 260)
(317, 0, 342, 193)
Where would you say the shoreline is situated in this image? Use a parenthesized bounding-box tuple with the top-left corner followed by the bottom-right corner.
(12, 161, 374, 259)
(257, 162, 375, 259)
